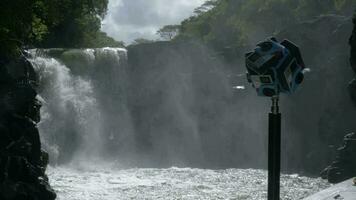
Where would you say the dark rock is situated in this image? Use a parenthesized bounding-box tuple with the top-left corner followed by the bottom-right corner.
(277, 14, 356, 175)
(321, 12, 356, 184)
(0, 53, 56, 199)
(350, 12, 356, 105)
(350, 13, 356, 106)
(322, 133, 356, 183)
(123, 15, 356, 172)
(350, 15, 356, 74)
(349, 79, 356, 105)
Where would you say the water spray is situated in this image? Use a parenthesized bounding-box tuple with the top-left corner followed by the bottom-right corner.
(245, 37, 305, 200)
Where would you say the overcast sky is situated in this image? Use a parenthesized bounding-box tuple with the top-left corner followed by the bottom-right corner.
(101, 0, 205, 44)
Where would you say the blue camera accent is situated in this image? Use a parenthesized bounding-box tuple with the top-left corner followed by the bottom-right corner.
(245, 38, 305, 97)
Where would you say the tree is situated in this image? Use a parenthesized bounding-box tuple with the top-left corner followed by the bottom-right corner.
(157, 25, 181, 40)
(0, 0, 35, 59)
(36, 0, 111, 48)
(132, 38, 155, 45)
(0, 0, 124, 60)
(176, 0, 356, 53)
(194, 0, 219, 15)
(92, 32, 125, 47)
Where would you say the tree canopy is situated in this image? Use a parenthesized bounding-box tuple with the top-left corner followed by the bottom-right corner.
(0, 0, 123, 60)
(132, 38, 155, 45)
(157, 25, 181, 40)
(170, 0, 356, 52)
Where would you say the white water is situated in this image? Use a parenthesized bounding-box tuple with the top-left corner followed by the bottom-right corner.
(48, 166, 330, 200)
(28, 48, 128, 163)
(28, 48, 330, 199)
(29, 53, 103, 163)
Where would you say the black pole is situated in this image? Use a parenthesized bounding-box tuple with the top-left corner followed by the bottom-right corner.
(268, 96, 281, 200)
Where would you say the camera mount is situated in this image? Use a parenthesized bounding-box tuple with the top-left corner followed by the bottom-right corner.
(245, 38, 305, 200)
(245, 37, 305, 97)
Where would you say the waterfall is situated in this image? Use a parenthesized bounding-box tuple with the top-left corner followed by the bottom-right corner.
(25, 43, 273, 170)
(26, 45, 264, 169)
(27, 48, 130, 165)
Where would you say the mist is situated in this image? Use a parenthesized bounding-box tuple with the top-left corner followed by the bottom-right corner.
(4, 0, 356, 199)
(28, 12, 356, 176)
(27, 11, 356, 200)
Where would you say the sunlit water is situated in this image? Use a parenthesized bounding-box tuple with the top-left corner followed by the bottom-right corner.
(29, 49, 331, 199)
(47, 167, 330, 200)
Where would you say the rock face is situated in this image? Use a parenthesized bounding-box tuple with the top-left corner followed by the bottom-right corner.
(15, 15, 356, 178)
(321, 14, 356, 183)
(127, 41, 243, 168)
(124, 15, 356, 174)
(321, 133, 356, 183)
(0, 54, 56, 199)
(349, 14, 356, 105)
(275, 14, 356, 175)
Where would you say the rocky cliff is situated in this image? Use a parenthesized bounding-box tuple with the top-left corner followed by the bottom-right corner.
(0, 54, 56, 199)
(349, 14, 356, 103)
(276, 15, 356, 175)
(321, 13, 356, 183)
(125, 15, 356, 175)
(6, 15, 354, 185)
(127, 41, 244, 168)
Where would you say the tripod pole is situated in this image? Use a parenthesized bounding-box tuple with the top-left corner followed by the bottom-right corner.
(268, 95, 281, 200)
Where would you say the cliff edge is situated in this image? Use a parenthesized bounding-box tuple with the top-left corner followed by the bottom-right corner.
(0, 54, 56, 199)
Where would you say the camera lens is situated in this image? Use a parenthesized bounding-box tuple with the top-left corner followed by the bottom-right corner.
(263, 88, 276, 97)
(260, 76, 272, 84)
(295, 72, 304, 84)
(258, 42, 273, 52)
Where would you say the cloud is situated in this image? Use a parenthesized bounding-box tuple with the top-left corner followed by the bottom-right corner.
(101, 0, 205, 44)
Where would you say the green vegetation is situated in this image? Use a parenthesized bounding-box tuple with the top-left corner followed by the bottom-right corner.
(0, 0, 123, 60)
(157, 25, 180, 40)
(132, 38, 156, 45)
(172, 0, 356, 52)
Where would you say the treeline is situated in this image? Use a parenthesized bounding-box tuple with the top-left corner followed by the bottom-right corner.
(0, 0, 123, 59)
(161, 0, 356, 53)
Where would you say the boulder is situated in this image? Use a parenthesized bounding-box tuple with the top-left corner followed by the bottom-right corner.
(349, 79, 356, 106)
(321, 133, 356, 183)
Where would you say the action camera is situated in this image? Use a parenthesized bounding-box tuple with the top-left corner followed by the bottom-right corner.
(245, 38, 305, 97)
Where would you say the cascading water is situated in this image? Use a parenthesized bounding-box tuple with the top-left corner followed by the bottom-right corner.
(27, 48, 130, 165)
(25, 47, 330, 199)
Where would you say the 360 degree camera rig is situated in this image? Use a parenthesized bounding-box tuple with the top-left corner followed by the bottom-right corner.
(245, 37, 305, 200)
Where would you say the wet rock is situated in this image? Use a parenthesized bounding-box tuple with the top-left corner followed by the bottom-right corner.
(350, 13, 356, 105)
(350, 15, 356, 74)
(269, 14, 356, 175)
(349, 79, 356, 105)
(321, 13, 356, 184)
(0, 53, 56, 199)
(321, 133, 356, 183)
(319, 12, 356, 184)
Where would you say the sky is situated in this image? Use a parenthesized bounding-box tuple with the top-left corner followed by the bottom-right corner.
(101, 0, 205, 45)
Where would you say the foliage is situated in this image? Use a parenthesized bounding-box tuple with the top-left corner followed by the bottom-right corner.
(157, 25, 181, 40)
(0, 0, 33, 59)
(193, 0, 219, 15)
(92, 32, 125, 48)
(0, 0, 123, 60)
(173, 0, 356, 53)
(132, 38, 156, 45)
